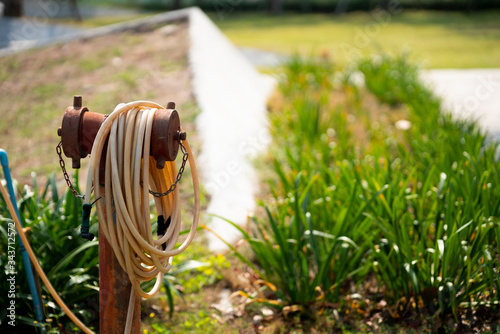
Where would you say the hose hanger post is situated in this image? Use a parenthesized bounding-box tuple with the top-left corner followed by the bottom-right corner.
(56, 96, 200, 334)
(57, 96, 187, 177)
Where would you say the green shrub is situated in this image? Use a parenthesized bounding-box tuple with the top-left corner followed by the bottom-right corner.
(234, 53, 500, 318)
(0, 172, 99, 332)
(360, 53, 500, 313)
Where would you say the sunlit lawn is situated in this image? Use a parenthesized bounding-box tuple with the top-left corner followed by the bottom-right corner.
(48, 8, 500, 68)
(210, 10, 500, 68)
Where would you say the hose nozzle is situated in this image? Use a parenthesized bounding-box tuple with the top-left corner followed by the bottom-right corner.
(81, 204, 95, 241)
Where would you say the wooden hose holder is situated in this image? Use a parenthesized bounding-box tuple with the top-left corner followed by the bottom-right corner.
(57, 96, 186, 333)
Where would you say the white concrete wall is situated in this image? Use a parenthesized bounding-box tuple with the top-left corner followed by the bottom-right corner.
(189, 8, 275, 250)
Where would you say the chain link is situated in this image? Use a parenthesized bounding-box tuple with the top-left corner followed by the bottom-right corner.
(56, 141, 85, 199)
(149, 142, 189, 198)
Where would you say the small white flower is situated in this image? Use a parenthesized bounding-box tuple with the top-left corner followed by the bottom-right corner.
(395, 119, 411, 130)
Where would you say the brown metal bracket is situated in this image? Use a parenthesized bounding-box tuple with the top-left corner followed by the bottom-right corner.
(151, 102, 182, 169)
(57, 96, 187, 171)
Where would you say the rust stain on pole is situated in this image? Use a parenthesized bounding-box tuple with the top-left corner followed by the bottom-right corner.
(99, 200, 140, 333)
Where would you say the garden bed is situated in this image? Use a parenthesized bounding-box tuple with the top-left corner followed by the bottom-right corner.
(218, 53, 500, 333)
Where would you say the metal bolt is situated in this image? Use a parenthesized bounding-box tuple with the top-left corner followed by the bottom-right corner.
(177, 131, 187, 141)
(166, 101, 175, 109)
(57, 127, 62, 136)
(73, 96, 82, 109)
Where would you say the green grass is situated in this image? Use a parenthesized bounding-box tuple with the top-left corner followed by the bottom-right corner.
(226, 53, 500, 331)
(212, 10, 500, 68)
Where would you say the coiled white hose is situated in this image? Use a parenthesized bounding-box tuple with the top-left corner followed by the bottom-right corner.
(85, 101, 200, 333)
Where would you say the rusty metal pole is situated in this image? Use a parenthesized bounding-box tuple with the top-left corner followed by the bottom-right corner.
(99, 202, 140, 334)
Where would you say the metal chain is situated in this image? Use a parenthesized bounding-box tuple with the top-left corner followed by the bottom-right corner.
(56, 141, 85, 199)
(57, 139, 187, 199)
(149, 141, 189, 198)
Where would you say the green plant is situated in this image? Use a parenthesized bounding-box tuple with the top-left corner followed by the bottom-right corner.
(359, 53, 500, 315)
(157, 259, 209, 318)
(175, 253, 229, 294)
(219, 56, 375, 308)
(0, 172, 99, 332)
(231, 53, 500, 320)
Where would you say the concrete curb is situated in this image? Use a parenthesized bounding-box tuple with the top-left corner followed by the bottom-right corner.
(189, 8, 275, 250)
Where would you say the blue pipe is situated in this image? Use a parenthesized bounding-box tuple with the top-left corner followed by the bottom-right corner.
(0, 149, 45, 328)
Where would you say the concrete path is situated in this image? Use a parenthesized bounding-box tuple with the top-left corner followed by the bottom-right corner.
(239, 47, 287, 67)
(422, 69, 500, 142)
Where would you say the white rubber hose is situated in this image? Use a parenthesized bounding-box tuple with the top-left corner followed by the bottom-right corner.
(84, 101, 200, 333)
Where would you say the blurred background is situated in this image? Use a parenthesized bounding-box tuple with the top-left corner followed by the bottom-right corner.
(1, 0, 499, 68)
(1, 1, 500, 333)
